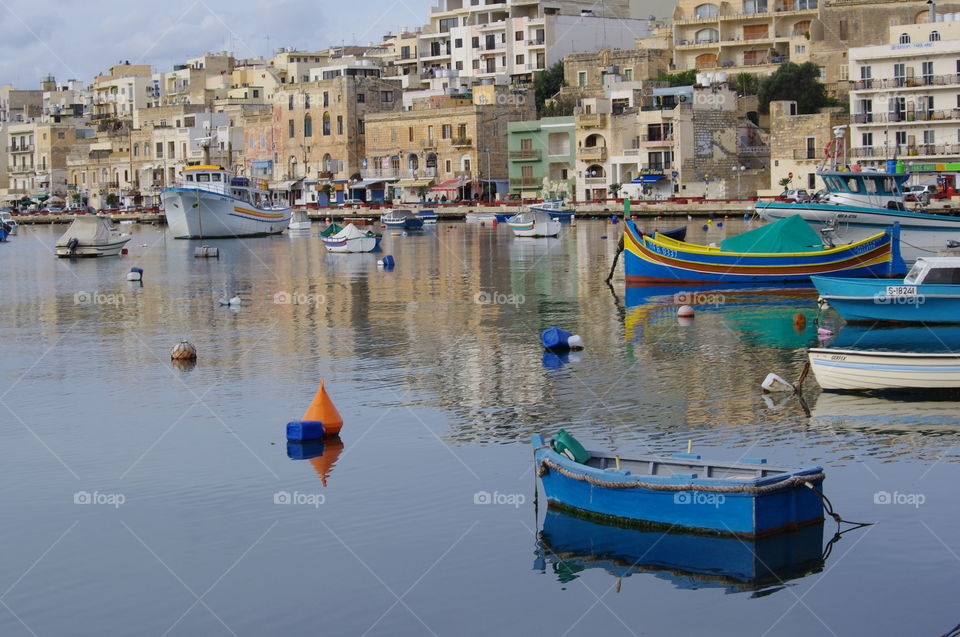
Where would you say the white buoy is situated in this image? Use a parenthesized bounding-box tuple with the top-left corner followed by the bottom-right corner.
(567, 335, 584, 350)
(229, 296, 241, 306)
(761, 373, 795, 393)
(218, 297, 229, 306)
(677, 305, 695, 318)
(126, 267, 143, 282)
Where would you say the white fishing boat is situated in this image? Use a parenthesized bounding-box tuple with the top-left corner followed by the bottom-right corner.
(757, 126, 960, 260)
(506, 209, 561, 237)
(321, 222, 378, 253)
(55, 215, 131, 257)
(0, 211, 17, 236)
(288, 209, 311, 231)
(161, 165, 291, 239)
(808, 348, 960, 392)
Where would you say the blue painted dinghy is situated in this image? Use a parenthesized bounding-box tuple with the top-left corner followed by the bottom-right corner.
(536, 509, 824, 591)
(812, 257, 960, 323)
(533, 432, 824, 538)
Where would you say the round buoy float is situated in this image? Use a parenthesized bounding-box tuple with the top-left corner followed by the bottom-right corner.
(677, 305, 695, 318)
(126, 267, 143, 282)
(793, 313, 807, 331)
(170, 341, 197, 360)
(701, 225, 708, 231)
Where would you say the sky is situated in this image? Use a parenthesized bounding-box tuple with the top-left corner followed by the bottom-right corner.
(0, 0, 436, 88)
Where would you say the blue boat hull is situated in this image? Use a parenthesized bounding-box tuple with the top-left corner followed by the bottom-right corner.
(537, 509, 824, 590)
(384, 218, 424, 230)
(624, 220, 904, 284)
(533, 434, 823, 538)
(812, 276, 960, 323)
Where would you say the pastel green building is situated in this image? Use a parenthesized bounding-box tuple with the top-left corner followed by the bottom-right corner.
(507, 116, 575, 199)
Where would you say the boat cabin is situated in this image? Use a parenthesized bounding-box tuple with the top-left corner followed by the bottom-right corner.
(819, 170, 910, 210)
(180, 165, 271, 207)
(904, 257, 960, 285)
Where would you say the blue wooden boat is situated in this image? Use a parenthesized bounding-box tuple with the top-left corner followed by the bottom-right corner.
(623, 214, 905, 284)
(381, 209, 424, 230)
(812, 257, 960, 323)
(536, 509, 824, 591)
(416, 209, 438, 224)
(533, 432, 824, 538)
(529, 199, 575, 222)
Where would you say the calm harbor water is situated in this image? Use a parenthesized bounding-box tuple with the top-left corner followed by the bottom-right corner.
(1, 218, 958, 636)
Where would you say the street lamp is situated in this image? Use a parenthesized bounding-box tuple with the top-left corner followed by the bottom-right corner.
(732, 164, 747, 199)
(484, 146, 491, 201)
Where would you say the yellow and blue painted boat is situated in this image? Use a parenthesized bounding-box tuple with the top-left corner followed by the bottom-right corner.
(624, 214, 905, 284)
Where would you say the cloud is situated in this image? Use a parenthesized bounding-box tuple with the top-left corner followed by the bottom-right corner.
(0, 0, 433, 87)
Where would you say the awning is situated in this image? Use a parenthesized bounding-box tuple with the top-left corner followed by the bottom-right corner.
(269, 179, 303, 190)
(349, 179, 386, 189)
(431, 178, 469, 191)
(632, 175, 664, 184)
(397, 178, 434, 188)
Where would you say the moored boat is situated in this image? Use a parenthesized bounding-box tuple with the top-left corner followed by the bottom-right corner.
(465, 211, 513, 223)
(321, 222, 378, 253)
(808, 348, 960, 392)
(162, 165, 291, 239)
(507, 209, 561, 237)
(533, 431, 824, 538)
(381, 208, 424, 230)
(624, 214, 905, 284)
(416, 209, 438, 224)
(812, 257, 960, 323)
(288, 209, 311, 231)
(0, 211, 18, 236)
(54, 215, 131, 257)
(529, 199, 575, 222)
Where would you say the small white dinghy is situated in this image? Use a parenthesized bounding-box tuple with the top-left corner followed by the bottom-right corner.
(288, 209, 311, 231)
(507, 209, 561, 237)
(321, 222, 377, 253)
(55, 215, 131, 257)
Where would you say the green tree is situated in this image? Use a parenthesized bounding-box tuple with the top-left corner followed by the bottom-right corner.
(608, 183, 623, 199)
(105, 193, 120, 208)
(731, 72, 759, 96)
(416, 185, 430, 201)
(654, 69, 697, 87)
(534, 61, 566, 117)
(758, 62, 830, 114)
(778, 176, 793, 192)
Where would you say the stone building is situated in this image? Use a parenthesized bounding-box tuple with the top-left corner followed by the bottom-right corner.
(364, 84, 535, 202)
(6, 121, 84, 200)
(765, 100, 848, 196)
(91, 63, 153, 120)
(275, 75, 403, 205)
(564, 48, 673, 92)
(0, 84, 43, 123)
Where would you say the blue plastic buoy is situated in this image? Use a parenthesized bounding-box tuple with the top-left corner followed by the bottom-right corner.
(701, 225, 708, 231)
(286, 440, 326, 460)
(610, 216, 619, 225)
(286, 420, 325, 442)
(381, 255, 395, 266)
(716, 222, 723, 228)
(541, 327, 584, 351)
(743, 213, 750, 220)
(600, 235, 607, 240)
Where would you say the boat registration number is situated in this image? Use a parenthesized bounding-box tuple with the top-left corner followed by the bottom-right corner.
(885, 285, 918, 296)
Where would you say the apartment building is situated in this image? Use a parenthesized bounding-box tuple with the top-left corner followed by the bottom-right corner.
(7, 121, 84, 198)
(92, 63, 153, 120)
(507, 116, 576, 198)
(0, 84, 42, 123)
(849, 18, 960, 170)
(364, 84, 535, 202)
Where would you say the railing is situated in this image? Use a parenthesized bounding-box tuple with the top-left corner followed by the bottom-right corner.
(792, 149, 819, 160)
(579, 146, 607, 161)
(421, 138, 437, 149)
(850, 144, 960, 158)
(7, 144, 33, 152)
(854, 109, 960, 124)
(576, 113, 607, 127)
(452, 137, 472, 147)
(739, 145, 770, 155)
(852, 74, 960, 90)
(584, 177, 607, 184)
(640, 134, 674, 145)
(509, 149, 541, 160)
(527, 39, 545, 46)
(743, 31, 771, 41)
(361, 168, 398, 180)
(674, 2, 817, 22)
(510, 177, 540, 187)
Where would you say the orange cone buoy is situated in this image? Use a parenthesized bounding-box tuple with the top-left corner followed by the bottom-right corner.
(301, 380, 343, 437)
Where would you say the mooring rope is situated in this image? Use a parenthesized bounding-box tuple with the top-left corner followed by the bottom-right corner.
(537, 457, 824, 495)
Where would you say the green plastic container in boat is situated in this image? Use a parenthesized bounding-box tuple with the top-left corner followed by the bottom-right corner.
(550, 429, 590, 464)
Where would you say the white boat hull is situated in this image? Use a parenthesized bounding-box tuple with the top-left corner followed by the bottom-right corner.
(55, 237, 131, 258)
(809, 348, 960, 391)
(288, 221, 311, 231)
(322, 236, 377, 253)
(162, 188, 291, 239)
(508, 221, 561, 237)
(758, 203, 960, 261)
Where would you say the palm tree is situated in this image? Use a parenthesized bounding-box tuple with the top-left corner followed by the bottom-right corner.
(608, 183, 623, 200)
(319, 183, 334, 206)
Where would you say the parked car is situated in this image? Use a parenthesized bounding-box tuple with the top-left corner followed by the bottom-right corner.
(904, 184, 936, 201)
(781, 189, 811, 203)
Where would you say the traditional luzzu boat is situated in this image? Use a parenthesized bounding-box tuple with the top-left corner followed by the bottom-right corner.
(808, 324, 960, 392)
(812, 257, 960, 323)
(54, 215, 131, 257)
(162, 165, 291, 238)
(381, 208, 424, 230)
(415, 209, 438, 224)
(757, 126, 960, 260)
(533, 432, 825, 538)
(529, 199, 575, 222)
(507, 209, 561, 237)
(320, 222, 379, 253)
(623, 214, 905, 284)
(536, 509, 824, 591)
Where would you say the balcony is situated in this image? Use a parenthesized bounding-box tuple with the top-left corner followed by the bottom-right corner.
(527, 39, 545, 47)
(584, 177, 607, 185)
(576, 113, 607, 128)
(509, 149, 542, 161)
(579, 146, 607, 161)
(855, 109, 960, 124)
(360, 168, 398, 180)
(421, 138, 437, 150)
(792, 149, 820, 160)
(852, 74, 960, 91)
(739, 145, 770, 156)
(7, 144, 33, 153)
(452, 137, 473, 147)
(640, 135, 674, 146)
(510, 177, 540, 188)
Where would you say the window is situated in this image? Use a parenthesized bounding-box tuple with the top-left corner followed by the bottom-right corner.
(408, 127, 414, 142)
(445, 159, 451, 173)
(624, 68, 633, 81)
(695, 28, 719, 43)
(455, 38, 463, 48)
(895, 131, 907, 146)
(442, 124, 452, 139)
(694, 3, 719, 18)
(795, 45, 806, 55)
(473, 60, 480, 70)
(289, 119, 295, 137)
(578, 71, 587, 87)
(472, 36, 479, 48)
(381, 91, 394, 103)
(260, 133, 266, 149)
(304, 94, 310, 109)
(806, 136, 816, 159)
(931, 30, 941, 42)
(456, 61, 464, 71)
(323, 92, 328, 107)
(900, 33, 911, 44)
(924, 129, 935, 145)
(922, 61, 934, 84)
(862, 132, 873, 148)
(428, 125, 434, 140)
(322, 112, 331, 136)
(743, 0, 767, 13)
(358, 120, 365, 134)
(515, 31, 523, 41)
(516, 54, 524, 65)
(894, 63, 906, 87)
(304, 114, 312, 137)
(288, 94, 294, 110)
(168, 141, 175, 157)
(337, 115, 343, 135)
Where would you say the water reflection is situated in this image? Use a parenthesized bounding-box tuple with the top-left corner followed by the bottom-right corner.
(286, 437, 344, 487)
(535, 510, 824, 594)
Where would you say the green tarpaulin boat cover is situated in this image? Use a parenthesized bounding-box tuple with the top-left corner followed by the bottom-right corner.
(720, 215, 822, 254)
